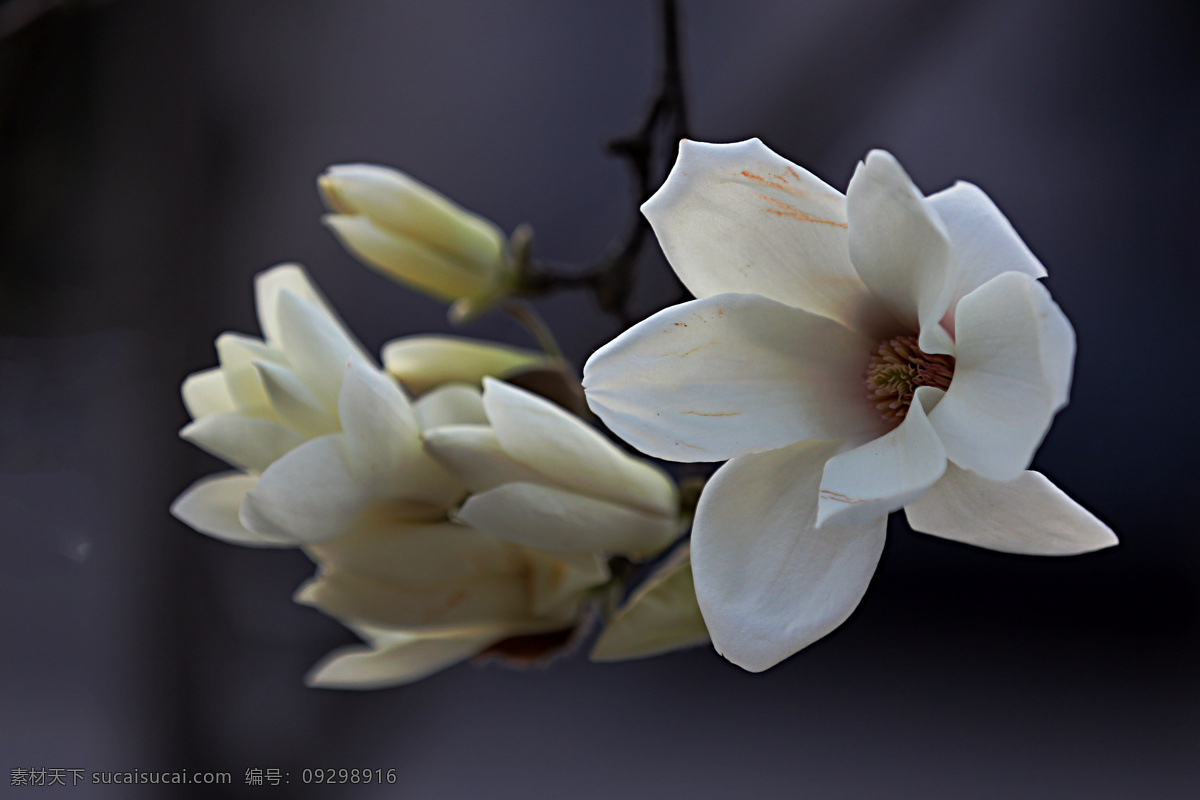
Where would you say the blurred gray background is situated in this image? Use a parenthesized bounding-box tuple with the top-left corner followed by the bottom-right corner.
(1, 0, 1197, 797)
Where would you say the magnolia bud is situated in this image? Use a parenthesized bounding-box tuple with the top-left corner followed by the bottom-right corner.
(319, 164, 516, 320)
(381, 334, 550, 396)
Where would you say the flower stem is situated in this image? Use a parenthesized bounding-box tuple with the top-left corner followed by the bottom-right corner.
(502, 299, 565, 361)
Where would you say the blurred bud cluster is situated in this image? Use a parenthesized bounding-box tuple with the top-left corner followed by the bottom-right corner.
(173, 255, 706, 688)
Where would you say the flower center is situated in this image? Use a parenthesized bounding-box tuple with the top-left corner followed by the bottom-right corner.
(865, 335, 955, 423)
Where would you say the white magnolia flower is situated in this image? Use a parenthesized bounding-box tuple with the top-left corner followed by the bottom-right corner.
(320, 164, 517, 321)
(171, 265, 612, 687)
(171, 263, 374, 546)
(583, 139, 1117, 672)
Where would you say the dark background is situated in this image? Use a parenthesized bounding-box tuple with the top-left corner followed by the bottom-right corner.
(1, 0, 1197, 797)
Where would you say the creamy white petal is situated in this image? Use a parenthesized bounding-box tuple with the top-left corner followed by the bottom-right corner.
(296, 568, 531, 631)
(642, 138, 890, 335)
(308, 517, 524, 589)
(905, 464, 1117, 555)
(816, 386, 947, 527)
(181, 368, 236, 420)
(591, 546, 709, 662)
(339, 362, 417, 482)
(926, 181, 1047, 334)
(339, 363, 463, 506)
(413, 382, 488, 429)
(1037, 287, 1076, 412)
(847, 150, 955, 355)
(456, 481, 678, 559)
(255, 263, 326, 344)
(239, 435, 370, 543)
(215, 333, 285, 416)
(171, 472, 294, 547)
(305, 630, 504, 690)
(323, 214, 484, 302)
(484, 378, 679, 516)
(253, 362, 338, 437)
(254, 263, 360, 354)
(274, 289, 371, 412)
(583, 294, 885, 463)
(381, 335, 548, 395)
(179, 412, 307, 474)
(320, 164, 506, 269)
(928, 271, 1075, 481)
(692, 441, 887, 672)
(422, 425, 545, 493)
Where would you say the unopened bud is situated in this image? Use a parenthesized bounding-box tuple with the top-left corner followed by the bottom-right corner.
(319, 164, 516, 319)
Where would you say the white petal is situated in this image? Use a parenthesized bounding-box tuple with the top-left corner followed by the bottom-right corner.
(905, 464, 1117, 555)
(591, 546, 709, 662)
(215, 333, 285, 416)
(691, 441, 887, 672)
(926, 181, 1047, 333)
(846, 150, 955, 355)
(456, 482, 678, 560)
(339, 363, 463, 506)
(816, 386, 947, 527)
(180, 412, 307, 474)
(337, 362, 457, 501)
(296, 568, 531, 631)
(254, 362, 338, 437)
(308, 518, 524, 589)
(323, 214, 485, 301)
(1037, 288, 1076, 411)
(239, 435, 370, 543)
(381, 335, 548, 395)
(928, 271, 1075, 481)
(274, 289, 371, 412)
(254, 263, 362, 355)
(422, 425, 545, 493)
(305, 630, 504, 690)
(583, 294, 885, 463)
(642, 139, 890, 334)
(180, 368, 235, 419)
(413, 382, 488, 429)
(171, 472, 294, 547)
(484, 379, 679, 516)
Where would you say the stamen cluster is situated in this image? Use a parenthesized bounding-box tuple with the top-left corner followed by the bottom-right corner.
(865, 335, 955, 423)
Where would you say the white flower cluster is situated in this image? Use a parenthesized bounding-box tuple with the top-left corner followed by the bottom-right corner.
(174, 143, 1115, 686)
(173, 263, 691, 688)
